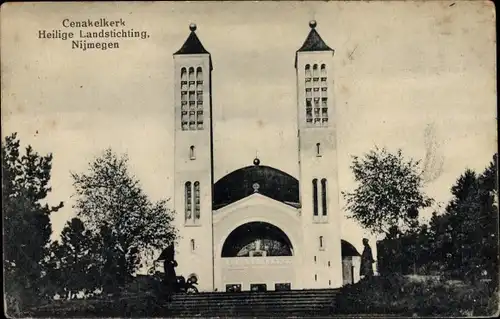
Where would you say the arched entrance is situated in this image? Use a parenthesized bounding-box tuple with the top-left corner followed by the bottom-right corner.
(219, 221, 296, 292)
(221, 222, 294, 257)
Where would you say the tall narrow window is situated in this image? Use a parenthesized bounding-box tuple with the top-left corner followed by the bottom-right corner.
(188, 67, 195, 82)
(319, 236, 324, 249)
(314, 256, 317, 263)
(312, 179, 318, 216)
(194, 182, 200, 220)
(181, 67, 187, 81)
(320, 64, 327, 77)
(305, 64, 311, 77)
(316, 143, 321, 156)
(190, 146, 195, 160)
(196, 67, 203, 82)
(321, 178, 327, 216)
(315, 274, 318, 281)
(185, 182, 192, 221)
(190, 239, 196, 252)
(313, 64, 319, 77)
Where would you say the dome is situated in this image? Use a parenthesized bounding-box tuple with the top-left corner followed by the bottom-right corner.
(213, 165, 300, 210)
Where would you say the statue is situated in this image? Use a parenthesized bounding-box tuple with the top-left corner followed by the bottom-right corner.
(157, 244, 178, 294)
(360, 238, 375, 279)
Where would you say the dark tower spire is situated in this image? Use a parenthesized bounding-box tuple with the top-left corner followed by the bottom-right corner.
(295, 20, 334, 68)
(174, 23, 213, 69)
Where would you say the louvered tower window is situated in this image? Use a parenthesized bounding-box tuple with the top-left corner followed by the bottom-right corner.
(187, 67, 196, 130)
(196, 67, 204, 129)
(305, 64, 312, 123)
(313, 64, 321, 125)
(320, 64, 328, 125)
(305, 64, 328, 126)
(181, 68, 188, 130)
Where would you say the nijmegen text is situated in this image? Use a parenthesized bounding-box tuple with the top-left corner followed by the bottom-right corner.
(72, 40, 119, 51)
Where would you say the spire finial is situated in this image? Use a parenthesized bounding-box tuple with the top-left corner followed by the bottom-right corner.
(189, 23, 197, 32)
(253, 157, 260, 166)
(309, 20, 317, 29)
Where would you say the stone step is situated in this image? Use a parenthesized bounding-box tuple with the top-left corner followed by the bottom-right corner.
(164, 291, 338, 317)
(169, 292, 339, 301)
(167, 302, 334, 310)
(167, 309, 335, 317)
(167, 301, 334, 308)
(169, 295, 337, 302)
(30, 289, 340, 317)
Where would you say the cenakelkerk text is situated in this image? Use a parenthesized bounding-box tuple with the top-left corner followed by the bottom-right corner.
(37, 18, 150, 51)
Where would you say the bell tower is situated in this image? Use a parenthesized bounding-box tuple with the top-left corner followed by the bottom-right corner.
(173, 23, 214, 291)
(296, 21, 343, 288)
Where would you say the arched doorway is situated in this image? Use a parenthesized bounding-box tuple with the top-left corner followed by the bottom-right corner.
(219, 221, 296, 292)
(221, 222, 294, 257)
(341, 239, 361, 285)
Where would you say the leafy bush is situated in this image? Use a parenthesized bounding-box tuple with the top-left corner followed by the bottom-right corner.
(336, 274, 499, 316)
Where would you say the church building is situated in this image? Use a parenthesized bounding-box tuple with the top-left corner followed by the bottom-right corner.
(171, 21, 367, 292)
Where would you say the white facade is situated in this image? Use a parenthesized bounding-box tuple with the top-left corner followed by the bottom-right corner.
(173, 22, 373, 292)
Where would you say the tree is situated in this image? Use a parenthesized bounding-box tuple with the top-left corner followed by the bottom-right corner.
(2, 133, 63, 310)
(443, 170, 480, 277)
(47, 218, 102, 299)
(71, 149, 177, 292)
(430, 155, 498, 283)
(342, 147, 433, 235)
(476, 154, 498, 285)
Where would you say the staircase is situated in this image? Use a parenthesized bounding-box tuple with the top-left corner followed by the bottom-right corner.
(165, 289, 340, 317)
(28, 289, 340, 317)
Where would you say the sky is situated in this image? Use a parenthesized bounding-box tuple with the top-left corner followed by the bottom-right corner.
(1, 1, 497, 241)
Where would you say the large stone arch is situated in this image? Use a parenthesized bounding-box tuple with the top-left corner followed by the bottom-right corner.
(221, 221, 294, 257)
(213, 193, 303, 291)
(213, 193, 302, 259)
